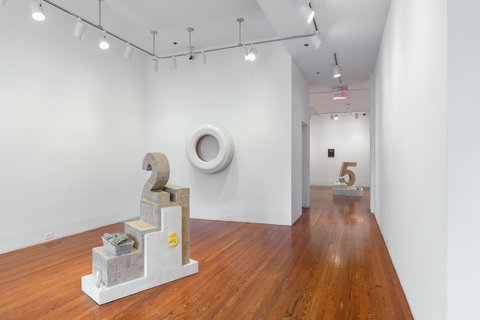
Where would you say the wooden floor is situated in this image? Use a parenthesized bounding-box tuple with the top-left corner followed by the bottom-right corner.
(0, 187, 412, 319)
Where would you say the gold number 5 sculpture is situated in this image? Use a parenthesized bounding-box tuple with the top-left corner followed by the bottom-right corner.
(338, 162, 357, 187)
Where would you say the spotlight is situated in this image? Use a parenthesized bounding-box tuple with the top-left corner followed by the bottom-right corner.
(172, 56, 177, 69)
(152, 58, 158, 72)
(99, 32, 110, 50)
(330, 114, 334, 120)
(73, 18, 86, 39)
(334, 114, 339, 120)
(31, 0, 46, 21)
(202, 51, 207, 65)
(299, 2, 314, 24)
(245, 46, 257, 61)
(333, 66, 341, 78)
(355, 113, 359, 119)
(310, 31, 321, 50)
(124, 44, 133, 60)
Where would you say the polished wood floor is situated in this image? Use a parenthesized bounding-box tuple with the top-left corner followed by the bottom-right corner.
(0, 187, 412, 319)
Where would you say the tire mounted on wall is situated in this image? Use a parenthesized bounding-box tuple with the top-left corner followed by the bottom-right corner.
(186, 125, 234, 174)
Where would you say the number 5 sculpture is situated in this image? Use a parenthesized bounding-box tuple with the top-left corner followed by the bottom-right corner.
(338, 162, 357, 187)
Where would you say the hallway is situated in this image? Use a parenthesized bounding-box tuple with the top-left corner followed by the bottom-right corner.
(0, 187, 412, 319)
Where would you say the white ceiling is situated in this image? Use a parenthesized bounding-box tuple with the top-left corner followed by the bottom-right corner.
(310, 87, 370, 114)
(51, 0, 390, 113)
(257, 0, 390, 114)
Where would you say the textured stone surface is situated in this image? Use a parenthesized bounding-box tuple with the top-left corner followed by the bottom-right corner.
(142, 153, 170, 197)
(92, 247, 144, 287)
(125, 220, 158, 251)
(140, 199, 175, 228)
(144, 190, 170, 204)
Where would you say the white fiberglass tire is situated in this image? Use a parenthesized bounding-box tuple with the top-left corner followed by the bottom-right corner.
(186, 125, 234, 174)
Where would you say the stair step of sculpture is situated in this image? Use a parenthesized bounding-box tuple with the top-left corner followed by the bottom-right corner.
(124, 220, 158, 252)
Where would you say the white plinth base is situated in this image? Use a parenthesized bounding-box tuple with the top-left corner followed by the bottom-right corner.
(333, 183, 363, 196)
(82, 259, 198, 305)
(82, 206, 199, 305)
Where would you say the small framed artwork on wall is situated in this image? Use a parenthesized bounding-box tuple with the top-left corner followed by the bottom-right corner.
(328, 149, 335, 158)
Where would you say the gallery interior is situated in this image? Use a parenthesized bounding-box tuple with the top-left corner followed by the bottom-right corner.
(0, 0, 477, 319)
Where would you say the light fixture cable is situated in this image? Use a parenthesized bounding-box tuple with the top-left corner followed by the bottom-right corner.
(187, 27, 194, 58)
(237, 18, 244, 46)
(151, 30, 158, 71)
(98, 0, 102, 28)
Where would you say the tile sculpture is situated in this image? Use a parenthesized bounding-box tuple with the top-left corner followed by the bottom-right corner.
(333, 161, 363, 196)
(82, 152, 198, 305)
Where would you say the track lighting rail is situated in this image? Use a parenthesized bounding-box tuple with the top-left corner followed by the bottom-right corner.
(156, 33, 316, 60)
(43, 0, 154, 56)
(41, 0, 316, 60)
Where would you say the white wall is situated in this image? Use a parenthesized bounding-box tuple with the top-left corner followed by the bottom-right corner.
(373, 0, 447, 319)
(146, 44, 297, 225)
(291, 62, 310, 223)
(310, 113, 370, 187)
(0, 0, 147, 253)
(447, 1, 480, 318)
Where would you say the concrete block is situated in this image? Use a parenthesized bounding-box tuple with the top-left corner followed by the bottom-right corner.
(119, 269, 132, 283)
(125, 220, 157, 252)
(92, 247, 144, 287)
(164, 184, 190, 205)
(140, 199, 175, 228)
(142, 190, 170, 205)
(181, 206, 190, 266)
(118, 254, 131, 270)
(131, 251, 144, 269)
(132, 265, 144, 279)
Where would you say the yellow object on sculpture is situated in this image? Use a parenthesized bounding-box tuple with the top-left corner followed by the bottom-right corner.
(168, 232, 178, 247)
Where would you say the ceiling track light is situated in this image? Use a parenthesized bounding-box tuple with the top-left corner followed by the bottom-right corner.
(31, 0, 46, 21)
(334, 114, 339, 120)
(333, 66, 341, 78)
(299, 1, 315, 24)
(237, 18, 257, 62)
(99, 32, 110, 50)
(172, 56, 177, 69)
(73, 17, 86, 39)
(124, 43, 133, 60)
(245, 45, 257, 62)
(333, 53, 342, 82)
(202, 51, 207, 65)
(310, 31, 321, 50)
(151, 30, 158, 72)
(330, 114, 334, 120)
(237, 18, 248, 61)
(97, 0, 110, 50)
